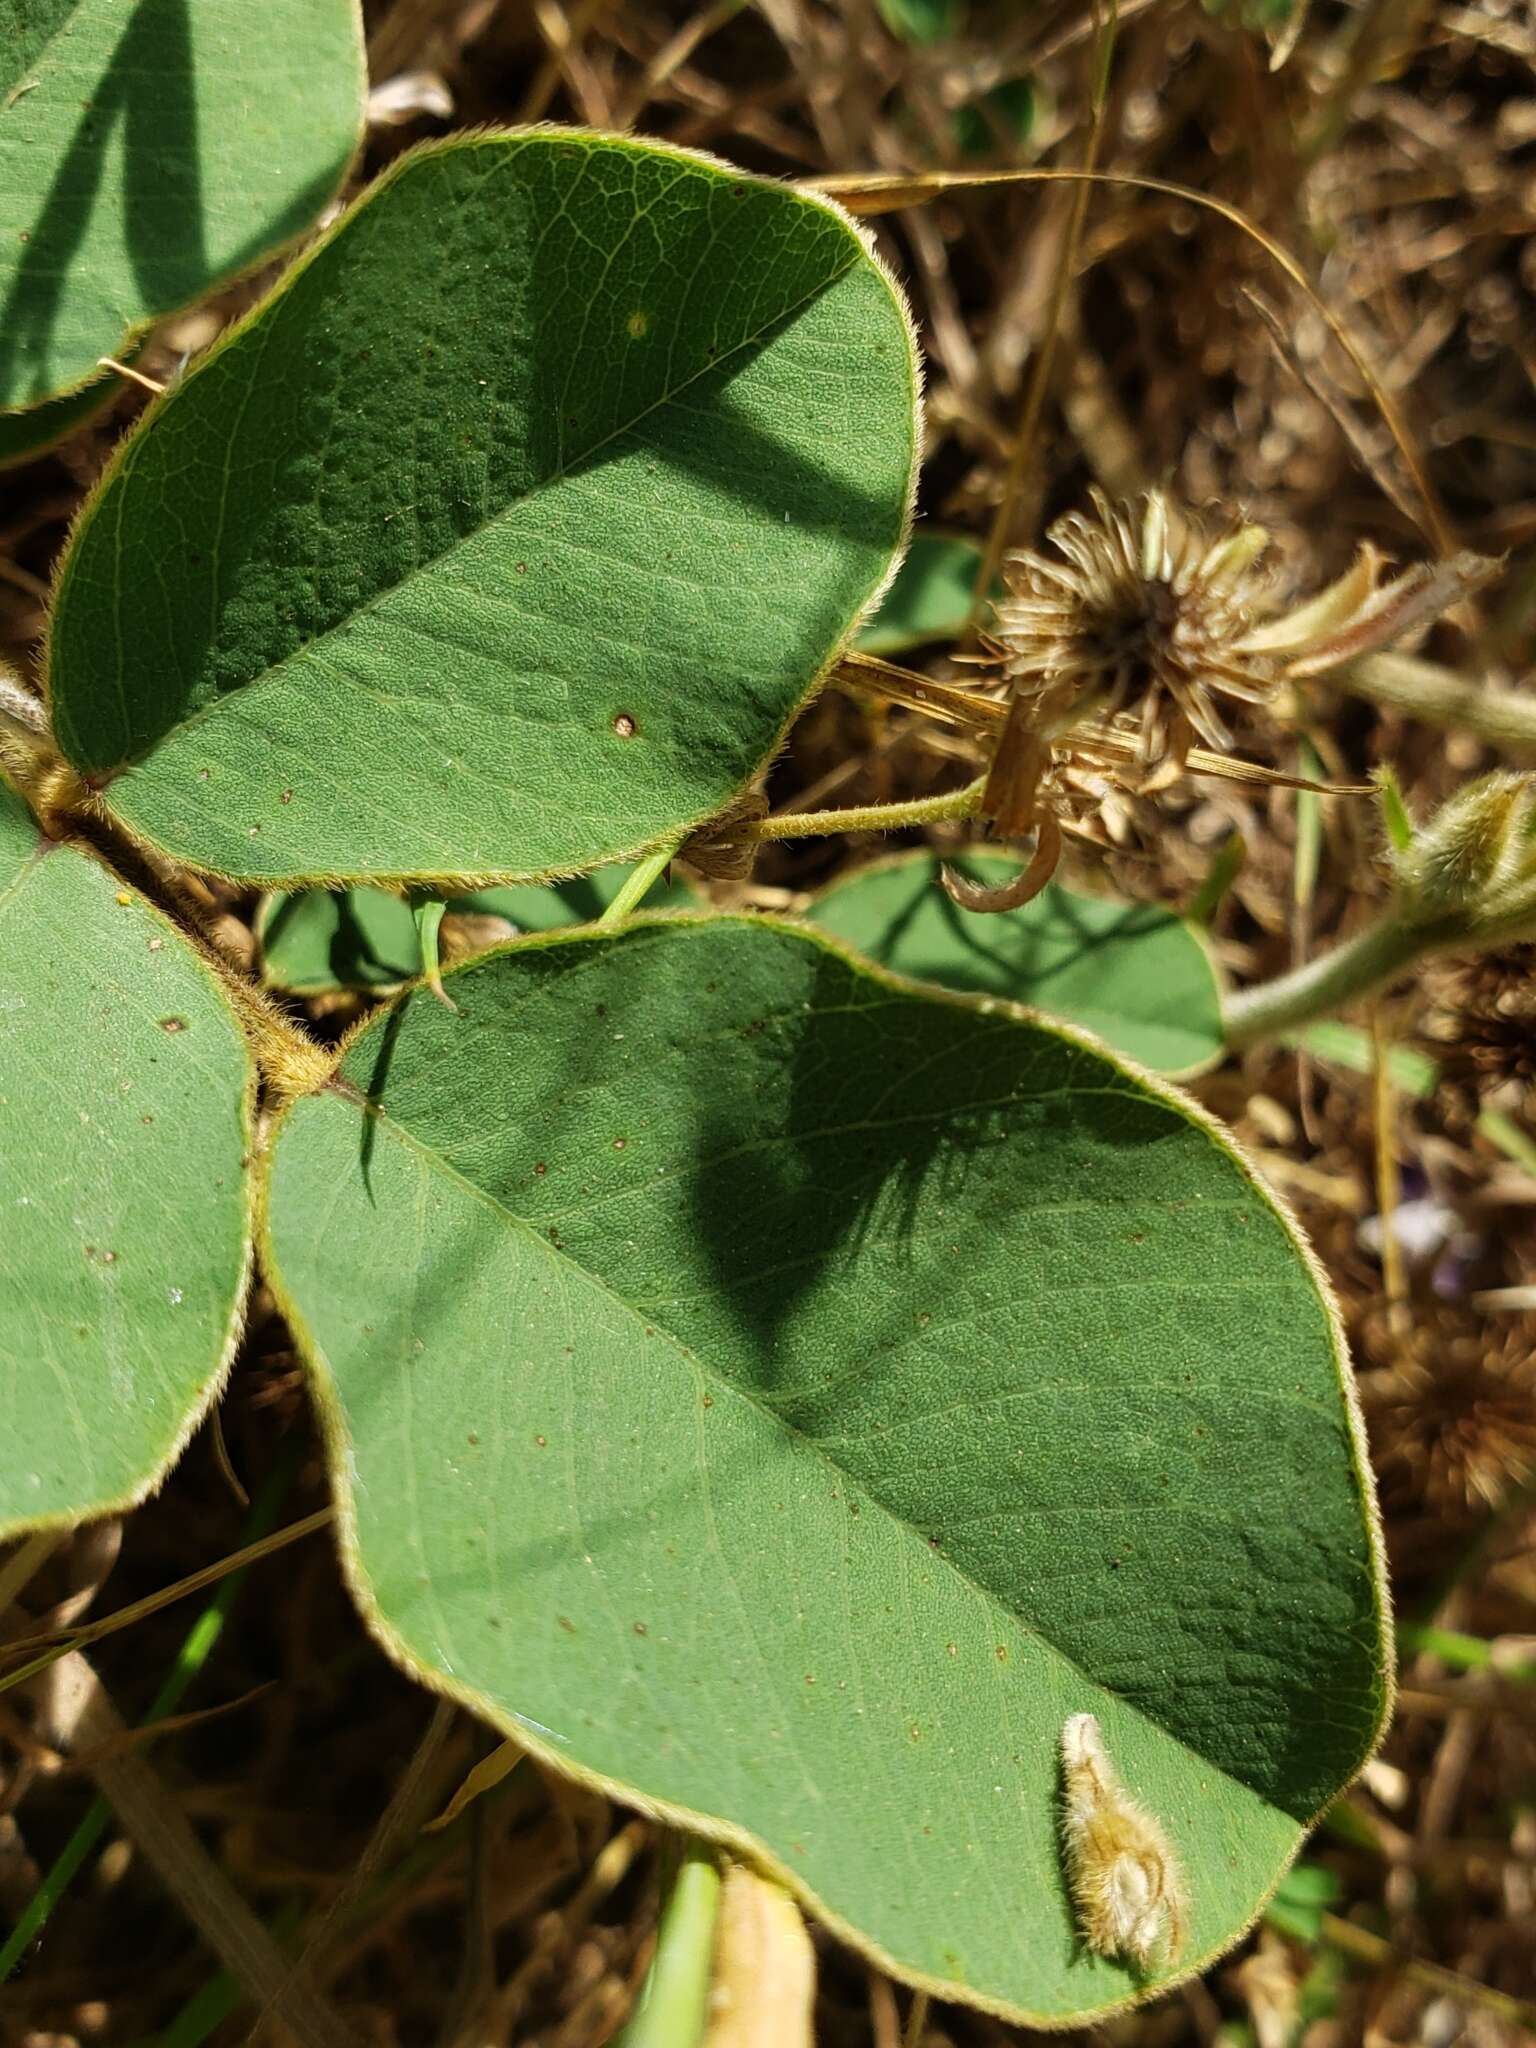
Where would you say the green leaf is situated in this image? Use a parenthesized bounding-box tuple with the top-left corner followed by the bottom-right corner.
(0, 779, 252, 1536)
(1284, 1021, 1438, 1099)
(1187, 832, 1245, 927)
(49, 130, 919, 887)
(952, 78, 1037, 158)
(807, 851, 1224, 1074)
(855, 533, 986, 655)
(262, 915, 1388, 2025)
(258, 868, 695, 994)
(875, 0, 965, 41)
(1375, 766, 1415, 855)
(1477, 1105, 1536, 1178)
(1201, 0, 1294, 22)
(0, 0, 365, 413)
(1264, 1860, 1340, 1944)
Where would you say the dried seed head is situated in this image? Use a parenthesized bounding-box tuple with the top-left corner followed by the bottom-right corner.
(995, 489, 1278, 765)
(1060, 1712, 1187, 1971)
(945, 493, 1486, 919)
(1360, 1303, 1536, 1516)
(991, 491, 1496, 778)
(1428, 944, 1536, 1101)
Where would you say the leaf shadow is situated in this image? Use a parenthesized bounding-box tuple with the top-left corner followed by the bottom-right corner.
(81, 240, 910, 767)
(845, 863, 1172, 1003)
(681, 945, 1000, 1418)
(356, 997, 408, 1203)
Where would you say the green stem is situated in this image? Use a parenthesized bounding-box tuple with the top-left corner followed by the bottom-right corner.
(617, 1841, 722, 2048)
(1478, 1106, 1536, 1177)
(1319, 1910, 1536, 2033)
(1223, 915, 1427, 1048)
(1395, 1622, 1536, 1678)
(1188, 832, 1245, 927)
(0, 1450, 297, 1985)
(1342, 652, 1536, 757)
(598, 839, 683, 926)
(411, 896, 455, 1010)
(743, 777, 985, 844)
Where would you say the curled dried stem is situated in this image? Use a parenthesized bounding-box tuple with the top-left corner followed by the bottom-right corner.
(942, 814, 1063, 913)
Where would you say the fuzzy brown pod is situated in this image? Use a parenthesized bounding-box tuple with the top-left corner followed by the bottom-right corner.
(1060, 1713, 1187, 1972)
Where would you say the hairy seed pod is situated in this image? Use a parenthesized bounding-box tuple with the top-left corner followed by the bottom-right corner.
(1060, 1713, 1187, 1971)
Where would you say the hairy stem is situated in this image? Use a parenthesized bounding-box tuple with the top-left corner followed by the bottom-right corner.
(1339, 652, 1536, 755)
(1223, 915, 1428, 1048)
(740, 777, 985, 844)
(0, 668, 47, 736)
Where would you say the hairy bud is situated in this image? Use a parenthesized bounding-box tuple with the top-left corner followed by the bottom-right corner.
(1392, 773, 1536, 935)
(1060, 1713, 1187, 1971)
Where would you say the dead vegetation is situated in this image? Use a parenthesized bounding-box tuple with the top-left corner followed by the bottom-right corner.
(3, 2, 1536, 2044)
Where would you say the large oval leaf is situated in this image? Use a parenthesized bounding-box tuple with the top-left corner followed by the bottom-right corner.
(808, 851, 1225, 1073)
(262, 914, 1388, 2025)
(48, 130, 919, 887)
(0, 0, 364, 413)
(0, 780, 252, 1536)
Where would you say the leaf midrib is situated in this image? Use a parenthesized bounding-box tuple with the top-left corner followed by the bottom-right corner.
(309, 1076, 1275, 1814)
(104, 197, 865, 768)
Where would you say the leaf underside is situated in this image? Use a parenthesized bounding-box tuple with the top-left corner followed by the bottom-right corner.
(49, 130, 918, 886)
(263, 914, 1387, 2024)
(808, 853, 1225, 1074)
(0, 367, 119, 470)
(0, 781, 251, 1535)
(0, 0, 364, 413)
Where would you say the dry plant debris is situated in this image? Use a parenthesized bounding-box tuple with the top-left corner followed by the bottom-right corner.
(3, 1, 1536, 2044)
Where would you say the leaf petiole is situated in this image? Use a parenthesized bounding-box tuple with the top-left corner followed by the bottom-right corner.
(410, 896, 456, 1010)
(598, 839, 686, 926)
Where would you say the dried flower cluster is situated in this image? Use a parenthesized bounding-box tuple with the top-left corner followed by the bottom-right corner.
(1360, 1304, 1536, 1517)
(993, 490, 1277, 765)
(947, 491, 1495, 914)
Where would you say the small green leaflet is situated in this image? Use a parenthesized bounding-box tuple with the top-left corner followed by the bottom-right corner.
(0, 779, 252, 1535)
(258, 869, 695, 994)
(0, 0, 364, 412)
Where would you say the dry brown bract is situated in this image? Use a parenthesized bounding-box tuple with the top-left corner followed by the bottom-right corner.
(1429, 944, 1536, 1103)
(994, 489, 1277, 765)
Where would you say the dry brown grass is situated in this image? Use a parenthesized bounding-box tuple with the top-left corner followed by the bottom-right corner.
(3, 3, 1536, 2043)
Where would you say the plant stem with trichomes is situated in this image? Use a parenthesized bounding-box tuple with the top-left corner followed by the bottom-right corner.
(1225, 917, 1433, 1047)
